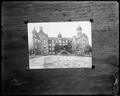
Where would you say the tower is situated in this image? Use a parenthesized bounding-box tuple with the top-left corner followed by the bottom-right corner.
(58, 32, 62, 38)
(37, 26, 49, 55)
(39, 26, 43, 33)
(76, 26, 82, 38)
(32, 27, 37, 54)
(32, 27, 37, 34)
(32, 27, 37, 46)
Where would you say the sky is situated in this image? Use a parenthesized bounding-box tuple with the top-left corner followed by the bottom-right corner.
(27, 21, 92, 49)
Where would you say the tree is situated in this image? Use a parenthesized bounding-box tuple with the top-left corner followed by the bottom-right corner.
(29, 48, 33, 55)
(54, 44, 62, 54)
(64, 42, 72, 53)
(84, 45, 92, 54)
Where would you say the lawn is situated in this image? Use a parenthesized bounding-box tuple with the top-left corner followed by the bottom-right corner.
(29, 55, 92, 69)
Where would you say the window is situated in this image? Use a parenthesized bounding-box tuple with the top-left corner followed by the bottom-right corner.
(52, 47, 54, 50)
(38, 40, 40, 43)
(44, 40, 46, 44)
(52, 44, 54, 46)
(49, 40, 51, 43)
(52, 40, 54, 43)
(59, 40, 61, 43)
(44, 44, 46, 47)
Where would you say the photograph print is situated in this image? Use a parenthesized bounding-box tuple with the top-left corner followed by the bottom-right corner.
(27, 21, 92, 69)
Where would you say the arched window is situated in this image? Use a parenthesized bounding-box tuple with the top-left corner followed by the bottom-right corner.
(44, 40, 46, 43)
(44, 46, 46, 49)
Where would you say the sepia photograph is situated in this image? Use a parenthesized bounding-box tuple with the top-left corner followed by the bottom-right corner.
(28, 21, 92, 69)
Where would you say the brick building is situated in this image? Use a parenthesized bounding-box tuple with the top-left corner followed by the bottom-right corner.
(32, 27, 49, 55)
(31, 26, 90, 55)
(72, 26, 90, 55)
(32, 27, 72, 55)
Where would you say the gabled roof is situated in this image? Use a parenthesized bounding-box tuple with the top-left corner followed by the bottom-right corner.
(37, 26, 48, 37)
(49, 37, 72, 41)
(49, 37, 58, 40)
(32, 27, 37, 33)
(62, 38, 72, 41)
(82, 33, 88, 39)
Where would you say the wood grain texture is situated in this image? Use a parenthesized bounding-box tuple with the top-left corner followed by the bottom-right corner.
(2, 1, 119, 95)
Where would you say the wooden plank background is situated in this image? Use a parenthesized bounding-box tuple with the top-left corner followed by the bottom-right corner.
(2, 1, 119, 95)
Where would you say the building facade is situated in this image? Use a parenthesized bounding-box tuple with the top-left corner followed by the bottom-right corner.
(31, 26, 90, 55)
(48, 33, 72, 55)
(72, 26, 90, 55)
(32, 27, 72, 55)
(32, 27, 49, 55)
